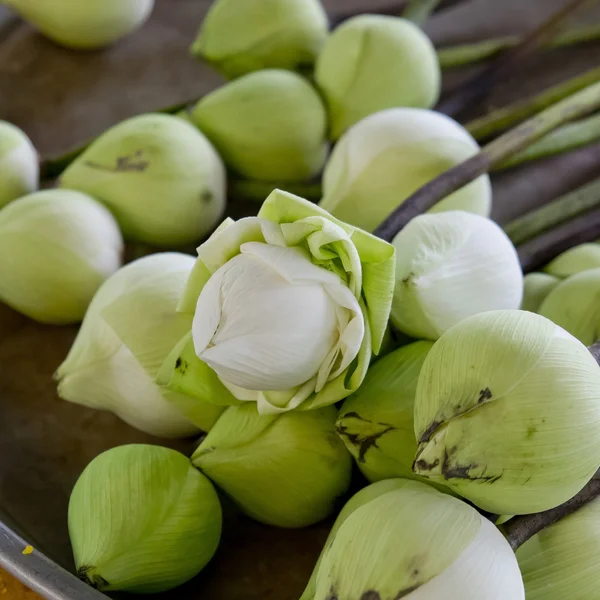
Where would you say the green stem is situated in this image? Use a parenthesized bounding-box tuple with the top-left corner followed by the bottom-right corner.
(403, 0, 442, 26)
(374, 80, 600, 241)
(496, 112, 600, 170)
(466, 65, 600, 140)
(228, 179, 323, 203)
(438, 22, 600, 69)
(504, 176, 600, 246)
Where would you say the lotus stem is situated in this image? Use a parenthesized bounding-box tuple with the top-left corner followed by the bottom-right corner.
(403, 0, 443, 26)
(437, 0, 595, 118)
(374, 79, 600, 241)
(505, 176, 600, 246)
(467, 65, 600, 140)
(438, 22, 600, 69)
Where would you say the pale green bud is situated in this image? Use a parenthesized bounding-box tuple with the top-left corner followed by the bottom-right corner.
(69, 445, 222, 593)
(539, 267, 600, 346)
(60, 114, 226, 246)
(320, 108, 492, 232)
(191, 0, 328, 79)
(190, 70, 328, 182)
(56, 253, 227, 438)
(544, 242, 600, 278)
(0, 189, 122, 324)
(517, 497, 600, 600)
(4, 0, 154, 49)
(0, 121, 38, 208)
(309, 479, 524, 600)
(191, 403, 352, 528)
(315, 16, 441, 140)
(521, 272, 560, 313)
(391, 211, 523, 340)
(414, 310, 600, 515)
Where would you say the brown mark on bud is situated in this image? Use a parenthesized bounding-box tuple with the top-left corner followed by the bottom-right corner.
(77, 566, 109, 590)
(201, 189, 214, 204)
(394, 586, 420, 599)
(84, 150, 150, 173)
(477, 387, 492, 403)
(361, 592, 382, 600)
(336, 412, 396, 463)
(175, 357, 188, 374)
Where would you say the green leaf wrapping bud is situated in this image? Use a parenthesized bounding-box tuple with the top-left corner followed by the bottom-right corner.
(60, 114, 226, 246)
(521, 272, 560, 313)
(319, 108, 492, 232)
(539, 267, 600, 345)
(0, 190, 123, 324)
(190, 70, 328, 182)
(69, 445, 222, 594)
(337, 341, 450, 490)
(56, 253, 227, 438)
(543, 243, 600, 278)
(191, 0, 328, 79)
(315, 16, 441, 140)
(516, 497, 600, 600)
(4, 0, 154, 50)
(0, 121, 38, 208)
(391, 211, 523, 340)
(191, 404, 352, 528)
(308, 479, 524, 600)
(413, 310, 600, 515)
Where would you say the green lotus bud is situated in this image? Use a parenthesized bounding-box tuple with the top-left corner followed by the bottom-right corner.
(319, 108, 492, 232)
(521, 272, 560, 313)
(543, 242, 600, 278)
(56, 253, 228, 438)
(516, 497, 600, 600)
(0, 121, 38, 208)
(315, 16, 441, 140)
(160, 189, 395, 414)
(413, 309, 600, 515)
(190, 70, 328, 182)
(0, 189, 122, 324)
(69, 445, 222, 593)
(191, 403, 352, 528)
(390, 211, 522, 340)
(539, 267, 600, 346)
(337, 341, 446, 486)
(4, 0, 154, 50)
(60, 114, 226, 246)
(309, 478, 525, 599)
(191, 0, 328, 79)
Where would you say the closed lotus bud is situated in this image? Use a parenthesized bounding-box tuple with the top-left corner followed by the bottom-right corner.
(191, 0, 328, 79)
(413, 309, 600, 515)
(4, 0, 154, 50)
(160, 189, 395, 414)
(191, 403, 352, 528)
(539, 267, 600, 346)
(308, 479, 524, 600)
(544, 242, 600, 278)
(60, 114, 226, 246)
(315, 16, 441, 140)
(390, 211, 523, 340)
(319, 108, 492, 232)
(337, 341, 446, 488)
(0, 121, 38, 208)
(516, 497, 600, 600)
(190, 70, 328, 182)
(0, 190, 122, 324)
(56, 253, 228, 438)
(521, 272, 560, 313)
(69, 445, 222, 593)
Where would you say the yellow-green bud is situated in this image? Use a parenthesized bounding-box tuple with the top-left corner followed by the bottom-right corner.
(0, 120, 38, 208)
(0, 189, 123, 324)
(315, 15, 441, 140)
(4, 0, 154, 50)
(60, 114, 226, 246)
(190, 70, 328, 182)
(544, 243, 600, 278)
(69, 445, 222, 593)
(539, 267, 600, 345)
(413, 310, 600, 515)
(319, 108, 492, 232)
(191, 0, 328, 79)
(521, 272, 560, 313)
(191, 404, 352, 528)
